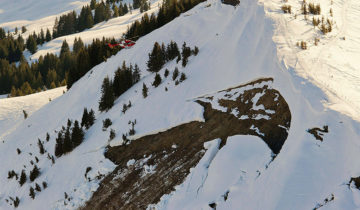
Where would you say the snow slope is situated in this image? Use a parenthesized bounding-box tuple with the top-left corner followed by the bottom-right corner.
(261, 0, 360, 120)
(0, 0, 161, 61)
(0, 0, 89, 37)
(0, 87, 66, 143)
(0, 0, 360, 209)
(29, 0, 161, 60)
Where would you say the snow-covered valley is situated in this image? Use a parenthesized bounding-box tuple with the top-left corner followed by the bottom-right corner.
(1, 0, 360, 209)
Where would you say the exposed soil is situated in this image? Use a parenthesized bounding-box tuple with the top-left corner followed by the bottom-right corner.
(81, 78, 291, 210)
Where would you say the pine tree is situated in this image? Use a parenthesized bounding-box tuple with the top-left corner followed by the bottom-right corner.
(133, 64, 141, 83)
(193, 46, 199, 56)
(179, 72, 187, 82)
(102, 118, 112, 130)
(71, 120, 84, 148)
(19, 170, 27, 186)
(142, 83, 148, 98)
(29, 187, 35, 199)
(60, 40, 70, 57)
(172, 67, 179, 80)
(113, 4, 120, 17)
(55, 131, 64, 157)
(42, 181, 48, 189)
(45, 28, 52, 42)
(94, 2, 106, 23)
(124, 3, 129, 14)
(152, 73, 161, 87)
(26, 35, 37, 54)
(14, 196, 20, 208)
(73, 37, 84, 54)
(29, 165, 40, 182)
(21, 26, 27, 34)
(39, 29, 45, 44)
(181, 42, 191, 67)
(90, 0, 97, 10)
(113, 62, 133, 97)
(37, 139, 45, 154)
(63, 123, 72, 153)
(81, 108, 89, 128)
(88, 109, 95, 127)
(147, 42, 165, 72)
(35, 183, 41, 192)
(99, 76, 115, 111)
(46, 133, 50, 142)
(109, 129, 116, 140)
(164, 69, 169, 77)
(105, 3, 112, 21)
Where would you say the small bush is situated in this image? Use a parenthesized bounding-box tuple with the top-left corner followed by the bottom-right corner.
(42, 181, 48, 189)
(312, 17, 320, 27)
(314, 38, 320, 46)
(308, 3, 321, 15)
(102, 118, 112, 131)
(319, 18, 332, 34)
(164, 69, 169, 77)
(281, 5, 291, 13)
(300, 41, 307, 50)
(29, 187, 35, 199)
(109, 129, 116, 141)
(14, 197, 20, 208)
(85, 167, 92, 178)
(179, 73, 187, 83)
(152, 73, 162, 87)
(192, 46, 199, 56)
(142, 83, 148, 98)
(38, 139, 45, 155)
(35, 183, 41, 192)
(8, 170, 17, 179)
(129, 122, 136, 136)
(23, 110, 28, 119)
(19, 170, 27, 186)
(172, 67, 179, 81)
(29, 165, 40, 182)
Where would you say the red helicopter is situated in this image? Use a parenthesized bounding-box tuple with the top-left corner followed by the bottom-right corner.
(107, 38, 136, 49)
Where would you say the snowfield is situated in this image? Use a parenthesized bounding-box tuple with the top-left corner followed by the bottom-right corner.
(261, 0, 360, 120)
(0, 0, 89, 38)
(0, 0, 360, 209)
(0, 87, 66, 143)
(29, 0, 162, 60)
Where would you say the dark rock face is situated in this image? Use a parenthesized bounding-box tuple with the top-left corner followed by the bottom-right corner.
(221, 0, 240, 7)
(81, 78, 291, 210)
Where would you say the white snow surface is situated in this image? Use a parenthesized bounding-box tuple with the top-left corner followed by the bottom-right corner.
(0, 87, 66, 142)
(261, 0, 360, 120)
(28, 0, 162, 60)
(0, 0, 89, 37)
(0, 0, 360, 209)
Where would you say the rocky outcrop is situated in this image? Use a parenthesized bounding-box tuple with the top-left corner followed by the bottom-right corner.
(81, 78, 291, 210)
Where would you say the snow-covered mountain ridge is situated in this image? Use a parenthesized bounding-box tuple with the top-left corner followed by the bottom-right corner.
(0, 0, 360, 209)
